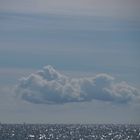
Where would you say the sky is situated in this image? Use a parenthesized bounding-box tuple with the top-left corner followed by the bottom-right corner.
(0, 0, 140, 123)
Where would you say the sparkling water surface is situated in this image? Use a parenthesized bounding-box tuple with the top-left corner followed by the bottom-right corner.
(0, 124, 140, 140)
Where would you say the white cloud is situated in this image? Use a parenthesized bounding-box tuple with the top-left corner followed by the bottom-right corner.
(16, 65, 140, 104)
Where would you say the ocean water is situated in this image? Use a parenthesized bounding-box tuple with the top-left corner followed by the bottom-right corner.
(0, 124, 140, 140)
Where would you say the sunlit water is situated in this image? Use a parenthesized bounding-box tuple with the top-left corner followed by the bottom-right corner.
(0, 124, 140, 140)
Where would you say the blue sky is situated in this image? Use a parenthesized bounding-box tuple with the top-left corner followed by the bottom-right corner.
(0, 0, 140, 123)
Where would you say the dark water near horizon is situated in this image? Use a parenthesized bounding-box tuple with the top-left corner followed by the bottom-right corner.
(0, 124, 140, 140)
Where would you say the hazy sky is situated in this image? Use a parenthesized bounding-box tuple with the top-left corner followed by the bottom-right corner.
(0, 0, 140, 123)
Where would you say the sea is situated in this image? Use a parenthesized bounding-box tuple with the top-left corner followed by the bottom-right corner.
(0, 124, 140, 140)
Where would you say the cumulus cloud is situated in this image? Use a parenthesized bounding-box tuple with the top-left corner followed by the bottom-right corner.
(16, 65, 140, 104)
